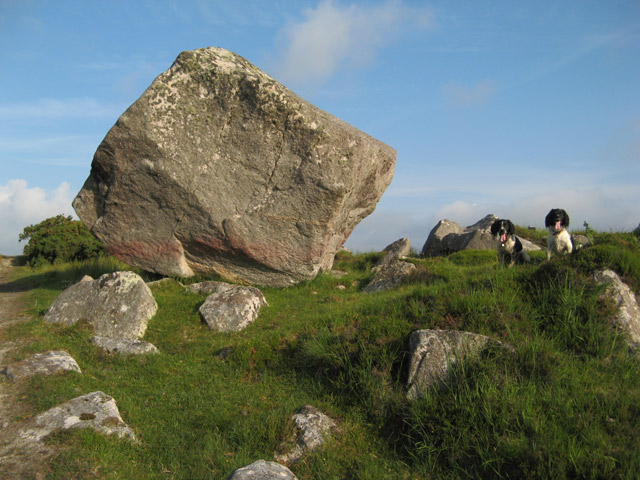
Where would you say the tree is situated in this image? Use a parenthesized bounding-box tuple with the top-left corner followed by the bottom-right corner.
(19, 215, 106, 266)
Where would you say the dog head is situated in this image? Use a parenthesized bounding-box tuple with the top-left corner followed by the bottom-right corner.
(491, 219, 515, 245)
(545, 208, 570, 233)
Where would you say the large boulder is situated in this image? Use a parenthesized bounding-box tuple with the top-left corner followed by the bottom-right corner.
(73, 47, 396, 287)
(421, 214, 540, 257)
(44, 271, 157, 340)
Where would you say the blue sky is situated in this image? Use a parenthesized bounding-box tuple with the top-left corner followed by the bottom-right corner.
(1, 0, 639, 255)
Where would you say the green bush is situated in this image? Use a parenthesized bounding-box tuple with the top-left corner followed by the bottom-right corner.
(19, 214, 106, 267)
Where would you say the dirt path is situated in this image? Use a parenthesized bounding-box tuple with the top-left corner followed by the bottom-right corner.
(0, 256, 54, 479)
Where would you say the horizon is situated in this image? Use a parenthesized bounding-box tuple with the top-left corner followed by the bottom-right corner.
(2, 1, 639, 255)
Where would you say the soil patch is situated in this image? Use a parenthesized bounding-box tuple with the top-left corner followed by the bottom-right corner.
(0, 256, 56, 479)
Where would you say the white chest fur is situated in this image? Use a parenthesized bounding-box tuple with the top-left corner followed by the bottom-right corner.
(547, 228, 572, 257)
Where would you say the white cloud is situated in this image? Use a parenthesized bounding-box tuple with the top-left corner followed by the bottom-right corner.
(443, 79, 496, 107)
(270, 0, 435, 87)
(0, 180, 75, 255)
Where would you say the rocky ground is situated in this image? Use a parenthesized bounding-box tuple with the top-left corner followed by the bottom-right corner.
(0, 256, 55, 479)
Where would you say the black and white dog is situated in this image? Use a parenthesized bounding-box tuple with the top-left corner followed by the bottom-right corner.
(490, 219, 530, 267)
(545, 208, 573, 259)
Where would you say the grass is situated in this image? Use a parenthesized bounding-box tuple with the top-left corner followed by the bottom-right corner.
(2, 231, 640, 479)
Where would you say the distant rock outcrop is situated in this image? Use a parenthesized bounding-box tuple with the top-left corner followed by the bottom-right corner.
(421, 214, 541, 257)
(73, 47, 396, 287)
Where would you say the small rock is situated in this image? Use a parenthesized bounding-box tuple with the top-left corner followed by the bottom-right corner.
(19, 391, 136, 443)
(275, 405, 339, 465)
(185, 281, 235, 295)
(226, 460, 297, 480)
(2, 351, 81, 381)
(90, 336, 159, 355)
(380, 237, 411, 265)
(594, 269, 640, 352)
(362, 260, 416, 293)
(199, 284, 267, 332)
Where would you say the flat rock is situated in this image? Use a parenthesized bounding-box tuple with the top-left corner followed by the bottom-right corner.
(2, 351, 81, 381)
(594, 269, 640, 352)
(18, 391, 136, 443)
(362, 260, 416, 293)
(226, 460, 297, 480)
(73, 47, 396, 287)
(90, 336, 159, 355)
(44, 271, 157, 340)
(199, 284, 267, 332)
(407, 329, 511, 400)
(185, 281, 235, 295)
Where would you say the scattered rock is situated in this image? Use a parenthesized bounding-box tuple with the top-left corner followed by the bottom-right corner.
(379, 237, 411, 265)
(362, 260, 416, 293)
(275, 405, 339, 465)
(79, 275, 94, 283)
(226, 460, 297, 480)
(44, 271, 157, 340)
(406, 329, 512, 400)
(90, 336, 159, 355)
(73, 47, 396, 287)
(145, 277, 175, 287)
(594, 269, 640, 352)
(421, 214, 540, 257)
(185, 281, 235, 295)
(328, 269, 348, 278)
(18, 391, 136, 443)
(199, 284, 267, 332)
(2, 351, 81, 381)
(572, 234, 591, 249)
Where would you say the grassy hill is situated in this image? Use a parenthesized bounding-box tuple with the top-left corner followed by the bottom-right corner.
(3, 228, 640, 479)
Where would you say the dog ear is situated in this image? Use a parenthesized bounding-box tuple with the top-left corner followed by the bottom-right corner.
(506, 220, 514, 234)
(562, 210, 570, 227)
(490, 220, 500, 235)
(545, 210, 553, 227)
